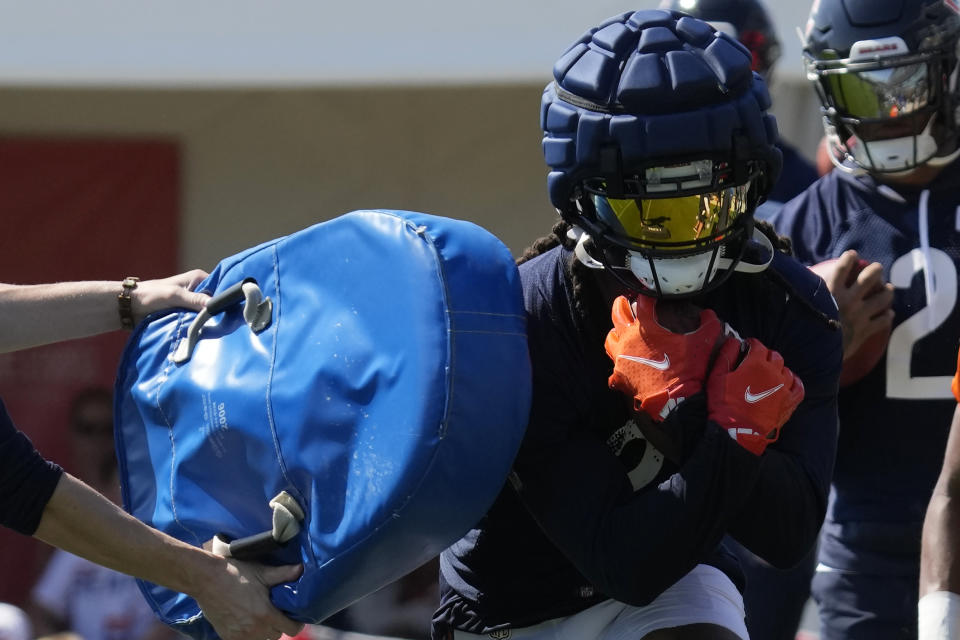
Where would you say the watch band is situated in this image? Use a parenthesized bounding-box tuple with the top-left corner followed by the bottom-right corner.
(118, 276, 140, 330)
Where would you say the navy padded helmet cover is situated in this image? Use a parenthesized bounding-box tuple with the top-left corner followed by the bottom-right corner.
(541, 9, 781, 210)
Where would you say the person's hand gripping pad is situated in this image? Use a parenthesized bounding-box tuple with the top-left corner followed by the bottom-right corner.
(605, 295, 723, 421)
(707, 337, 805, 455)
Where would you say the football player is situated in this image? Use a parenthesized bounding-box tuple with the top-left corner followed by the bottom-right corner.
(432, 9, 842, 640)
(761, 0, 960, 638)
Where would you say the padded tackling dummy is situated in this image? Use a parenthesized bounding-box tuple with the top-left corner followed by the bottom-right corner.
(114, 210, 531, 639)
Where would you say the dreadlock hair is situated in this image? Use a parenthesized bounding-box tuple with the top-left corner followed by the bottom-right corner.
(516, 219, 573, 266)
(516, 216, 839, 333)
(755, 219, 793, 256)
(516, 218, 596, 324)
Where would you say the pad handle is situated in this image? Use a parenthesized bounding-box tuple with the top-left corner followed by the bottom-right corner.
(211, 492, 305, 561)
(214, 531, 281, 561)
(172, 278, 273, 364)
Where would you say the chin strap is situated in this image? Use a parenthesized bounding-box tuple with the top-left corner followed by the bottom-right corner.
(725, 226, 774, 274)
(568, 224, 775, 275)
(568, 225, 606, 270)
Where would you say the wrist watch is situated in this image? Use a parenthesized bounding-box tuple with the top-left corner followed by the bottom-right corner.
(118, 276, 140, 330)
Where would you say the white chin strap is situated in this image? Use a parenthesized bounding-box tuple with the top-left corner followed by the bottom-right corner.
(569, 226, 606, 269)
(568, 225, 774, 295)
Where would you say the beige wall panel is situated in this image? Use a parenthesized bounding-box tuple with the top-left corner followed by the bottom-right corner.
(0, 82, 820, 271)
(183, 87, 559, 264)
(0, 87, 556, 267)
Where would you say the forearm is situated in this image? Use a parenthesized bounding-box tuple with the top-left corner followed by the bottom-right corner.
(918, 407, 960, 637)
(727, 448, 825, 567)
(0, 272, 209, 353)
(0, 282, 123, 353)
(919, 483, 960, 639)
(518, 426, 761, 605)
(33, 473, 216, 599)
(921, 490, 960, 596)
(34, 474, 305, 640)
(726, 393, 836, 567)
(603, 429, 761, 602)
(921, 405, 960, 597)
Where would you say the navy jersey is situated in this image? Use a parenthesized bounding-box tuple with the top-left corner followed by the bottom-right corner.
(433, 244, 841, 637)
(0, 397, 63, 535)
(763, 161, 960, 576)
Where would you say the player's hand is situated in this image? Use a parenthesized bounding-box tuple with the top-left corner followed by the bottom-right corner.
(131, 270, 211, 322)
(605, 294, 723, 421)
(192, 555, 304, 640)
(812, 249, 894, 360)
(631, 392, 708, 465)
(707, 336, 805, 455)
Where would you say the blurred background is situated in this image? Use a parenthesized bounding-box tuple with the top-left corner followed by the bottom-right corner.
(0, 0, 824, 636)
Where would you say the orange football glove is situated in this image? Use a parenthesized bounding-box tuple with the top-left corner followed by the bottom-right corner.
(707, 337, 805, 456)
(605, 294, 723, 422)
(952, 346, 960, 403)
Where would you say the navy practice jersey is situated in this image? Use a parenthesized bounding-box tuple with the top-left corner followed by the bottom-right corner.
(0, 397, 63, 534)
(762, 161, 960, 576)
(432, 243, 842, 637)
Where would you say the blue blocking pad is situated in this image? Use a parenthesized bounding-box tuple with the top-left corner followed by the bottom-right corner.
(114, 210, 532, 639)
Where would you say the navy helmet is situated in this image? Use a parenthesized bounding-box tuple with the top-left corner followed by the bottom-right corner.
(541, 9, 782, 297)
(658, 0, 781, 79)
(805, 0, 960, 173)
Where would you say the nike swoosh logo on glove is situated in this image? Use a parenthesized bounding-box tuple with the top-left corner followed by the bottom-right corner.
(744, 384, 784, 403)
(617, 354, 670, 370)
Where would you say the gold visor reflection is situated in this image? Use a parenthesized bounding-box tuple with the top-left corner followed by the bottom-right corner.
(596, 185, 748, 247)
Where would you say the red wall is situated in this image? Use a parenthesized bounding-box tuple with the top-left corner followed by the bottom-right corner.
(0, 138, 179, 605)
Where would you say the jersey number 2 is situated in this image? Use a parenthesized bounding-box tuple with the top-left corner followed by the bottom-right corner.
(886, 248, 956, 399)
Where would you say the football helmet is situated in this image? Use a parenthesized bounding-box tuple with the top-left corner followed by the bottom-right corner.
(658, 0, 781, 79)
(541, 10, 782, 298)
(805, 0, 960, 173)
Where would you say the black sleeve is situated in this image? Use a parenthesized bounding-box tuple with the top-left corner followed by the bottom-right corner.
(513, 397, 763, 607)
(0, 398, 64, 535)
(724, 387, 838, 568)
(725, 260, 843, 568)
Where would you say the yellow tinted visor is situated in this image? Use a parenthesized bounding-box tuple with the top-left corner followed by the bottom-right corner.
(594, 184, 750, 247)
(825, 63, 930, 119)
